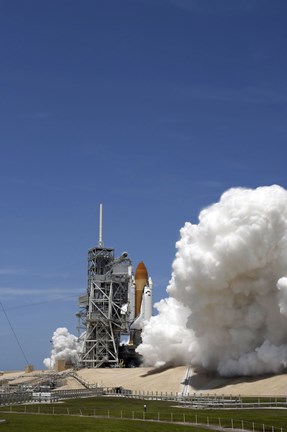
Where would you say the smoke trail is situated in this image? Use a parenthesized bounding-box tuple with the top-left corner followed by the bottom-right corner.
(43, 327, 81, 369)
(137, 185, 287, 376)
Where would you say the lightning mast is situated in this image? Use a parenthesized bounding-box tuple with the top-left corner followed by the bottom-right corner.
(98, 203, 103, 248)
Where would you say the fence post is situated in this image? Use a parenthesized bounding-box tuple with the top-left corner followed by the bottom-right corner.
(253, 422, 254, 432)
(183, 413, 185, 423)
(231, 419, 234, 429)
(263, 424, 265, 432)
(207, 417, 209, 426)
(38, 406, 40, 415)
(196, 414, 198, 424)
(158, 412, 160, 421)
(219, 418, 221, 428)
(171, 412, 173, 422)
(241, 420, 244, 431)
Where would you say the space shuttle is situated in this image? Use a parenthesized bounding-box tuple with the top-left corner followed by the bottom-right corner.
(129, 261, 153, 344)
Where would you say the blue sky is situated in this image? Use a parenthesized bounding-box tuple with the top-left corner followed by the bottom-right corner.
(1, 0, 287, 370)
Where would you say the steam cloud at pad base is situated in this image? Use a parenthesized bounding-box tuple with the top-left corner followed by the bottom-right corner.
(43, 328, 82, 370)
(137, 185, 287, 376)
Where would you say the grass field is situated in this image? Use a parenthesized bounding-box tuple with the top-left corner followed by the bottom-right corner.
(1, 397, 287, 432)
(0, 413, 207, 432)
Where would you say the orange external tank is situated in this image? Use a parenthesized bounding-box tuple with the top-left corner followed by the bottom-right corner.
(135, 261, 148, 317)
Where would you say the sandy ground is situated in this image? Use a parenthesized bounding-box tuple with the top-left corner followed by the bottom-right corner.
(76, 367, 287, 396)
(56, 376, 86, 390)
(197, 373, 287, 396)
(2, 367, 287, 396)
(0, 370, 46, 385)
(77, 365, 187, 394)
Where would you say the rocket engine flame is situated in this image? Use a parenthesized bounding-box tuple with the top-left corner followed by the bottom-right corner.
(137, 185, 287, 376)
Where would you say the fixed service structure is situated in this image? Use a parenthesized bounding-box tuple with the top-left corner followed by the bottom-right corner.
(78, 204, 152, 367)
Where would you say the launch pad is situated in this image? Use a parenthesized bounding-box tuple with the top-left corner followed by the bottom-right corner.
(78, 205, 152, 368)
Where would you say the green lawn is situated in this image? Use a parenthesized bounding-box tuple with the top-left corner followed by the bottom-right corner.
(1, 397, 287, 432)
(0, 413, 207, 432)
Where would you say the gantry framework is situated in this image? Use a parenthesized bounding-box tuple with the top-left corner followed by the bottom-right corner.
(78, 245, 133, 368)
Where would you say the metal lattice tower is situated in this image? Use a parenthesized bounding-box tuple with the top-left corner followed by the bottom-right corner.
(78, 205, 133, 367)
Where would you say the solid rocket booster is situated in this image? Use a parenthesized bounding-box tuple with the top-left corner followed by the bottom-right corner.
(135, 261, 148, 317)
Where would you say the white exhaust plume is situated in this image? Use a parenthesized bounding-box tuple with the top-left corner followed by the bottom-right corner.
(137, 185, 287, 376)
(43, 327, 82, 369)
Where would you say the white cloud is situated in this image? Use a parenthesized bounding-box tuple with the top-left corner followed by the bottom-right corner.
(138, 185, 287, 376)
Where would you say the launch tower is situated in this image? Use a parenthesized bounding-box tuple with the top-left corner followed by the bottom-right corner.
(78, 204, 152, 368)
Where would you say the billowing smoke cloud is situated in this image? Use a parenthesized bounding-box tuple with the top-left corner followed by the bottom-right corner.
(137, 185, 287, 376)
(43, 327, 82, 369)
